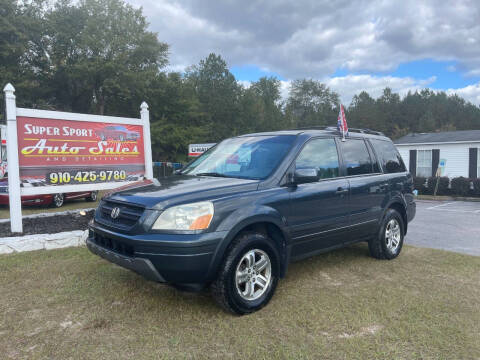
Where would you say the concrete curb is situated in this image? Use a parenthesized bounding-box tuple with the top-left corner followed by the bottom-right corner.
(416, 195, 480, 202)
(0, 208, 95, 224)
(0, 230, 88, 254)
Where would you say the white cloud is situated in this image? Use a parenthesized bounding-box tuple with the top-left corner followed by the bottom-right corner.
(126, 0, 480, 79)
(241, 76, 480, 107)
(446, 83, 480, 105)
(324, 75, 436, 105)
(124, 0, 480, 106)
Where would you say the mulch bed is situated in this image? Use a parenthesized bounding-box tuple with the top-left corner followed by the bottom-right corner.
(0, 210, 94, 238)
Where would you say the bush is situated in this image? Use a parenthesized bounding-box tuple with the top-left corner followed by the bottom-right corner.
(427, 176, 450, 196)
(472, 178, 480, 197)
(450, 177, 471, 197)
(413, 176, 427, 194)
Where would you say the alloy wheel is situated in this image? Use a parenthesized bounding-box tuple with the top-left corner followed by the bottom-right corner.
(235, 249, 272, 301)
(385, 219, 401, 252)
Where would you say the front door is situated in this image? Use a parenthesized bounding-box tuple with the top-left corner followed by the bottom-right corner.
(288, 137, 350, 260)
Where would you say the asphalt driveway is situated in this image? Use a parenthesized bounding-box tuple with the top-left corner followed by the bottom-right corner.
(406, 200, 480, 256)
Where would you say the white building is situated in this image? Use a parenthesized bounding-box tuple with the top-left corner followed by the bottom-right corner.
(394, 130, 480, 178)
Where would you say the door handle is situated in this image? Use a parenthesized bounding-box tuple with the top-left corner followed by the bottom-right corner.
(379, 183, 389, 190)
(336, 187, 348, 195)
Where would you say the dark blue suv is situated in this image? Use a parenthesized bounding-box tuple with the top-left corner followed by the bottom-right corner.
(87, 128, 416, 314)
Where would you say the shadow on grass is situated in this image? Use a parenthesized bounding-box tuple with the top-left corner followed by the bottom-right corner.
(86, 242, 373, 314)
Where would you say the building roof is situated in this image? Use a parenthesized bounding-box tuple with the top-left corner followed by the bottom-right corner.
(394, 130, 480, 145)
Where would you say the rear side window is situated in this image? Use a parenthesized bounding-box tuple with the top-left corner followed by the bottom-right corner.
(339, 139, 374, 176)
(370, 139, 406, 173)
(296, 138, 340, 179)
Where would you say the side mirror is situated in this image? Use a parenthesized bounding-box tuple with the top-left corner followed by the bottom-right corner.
(293, 168, 319, 184)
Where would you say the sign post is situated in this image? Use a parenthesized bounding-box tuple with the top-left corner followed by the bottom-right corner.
(140, 101, 153, 179)
(4, 83, 22, 233)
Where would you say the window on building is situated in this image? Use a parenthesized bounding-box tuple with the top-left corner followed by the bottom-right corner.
(370, 139, 406, 173)
(339, 139, 375, 176)
(417, 150, 432, 177)
(295, 138, 340, 179)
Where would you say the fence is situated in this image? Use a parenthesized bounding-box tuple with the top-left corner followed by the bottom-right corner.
(153, 162, 183, 178)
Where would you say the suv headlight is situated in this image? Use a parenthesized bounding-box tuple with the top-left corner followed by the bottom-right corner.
(152, 201, 214, 231)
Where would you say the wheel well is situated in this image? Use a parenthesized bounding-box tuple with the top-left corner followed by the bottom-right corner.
(388, 202, 408, 235)
(235, 222, 288, 277)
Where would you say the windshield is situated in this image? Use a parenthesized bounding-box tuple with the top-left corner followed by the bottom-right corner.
(181, 135, 296, 180)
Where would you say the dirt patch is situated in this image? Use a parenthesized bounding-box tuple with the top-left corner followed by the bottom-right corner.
(0, 210, 94, 237)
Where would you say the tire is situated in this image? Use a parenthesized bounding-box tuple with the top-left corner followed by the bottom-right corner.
(52, 193, 64, 208)
(211, 232, 280, 315)
(369, 208, 404, 260)
(86, 191, 98, 202)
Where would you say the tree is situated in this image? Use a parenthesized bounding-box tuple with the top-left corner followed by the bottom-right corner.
(185, 53, 241, 141)
(0, 0, 49, 111)
(44, 0, 169, 115)
(285, 79, 339, 128)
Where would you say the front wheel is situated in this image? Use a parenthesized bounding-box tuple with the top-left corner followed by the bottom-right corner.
(211, 232, 280, 315)
(369, 209, 404, 260)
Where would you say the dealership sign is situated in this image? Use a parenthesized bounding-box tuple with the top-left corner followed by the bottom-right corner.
(3, 83, 153, 233)
(188, 143, 216, 157)
(17, 117, 146, 185)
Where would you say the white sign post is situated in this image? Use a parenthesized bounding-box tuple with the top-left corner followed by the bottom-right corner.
(4, 83, 22, 233)
(141, 101, 153, 180)
(3, 83, 153, 233)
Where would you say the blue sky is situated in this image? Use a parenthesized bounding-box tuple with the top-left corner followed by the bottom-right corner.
(233, 59, 480, 91)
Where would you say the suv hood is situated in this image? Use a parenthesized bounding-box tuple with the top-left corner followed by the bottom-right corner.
(106, 175, 259, 209)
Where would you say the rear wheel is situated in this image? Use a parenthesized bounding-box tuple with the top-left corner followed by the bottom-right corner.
(369, 208, 404, 260)
(86, 191, 98, 202)
(211, 232, 280, 315)
(52, 193, 64, 208)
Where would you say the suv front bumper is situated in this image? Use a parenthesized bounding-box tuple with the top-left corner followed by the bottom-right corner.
(87, 222, 228, 284)
(87, 238, 166, 282)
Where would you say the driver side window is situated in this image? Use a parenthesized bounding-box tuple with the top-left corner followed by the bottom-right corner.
(296, 138, 340, 179)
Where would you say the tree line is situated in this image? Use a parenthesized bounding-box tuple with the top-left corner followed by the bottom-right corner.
(2, 0, 480, 162)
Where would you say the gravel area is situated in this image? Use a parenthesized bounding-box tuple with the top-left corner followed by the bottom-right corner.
(0, 210, 94, 238)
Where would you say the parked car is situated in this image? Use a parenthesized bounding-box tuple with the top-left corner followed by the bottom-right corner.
(96, 125, 139, 141)
(0, 179, 98, 208)
(87, 128, 416, 314)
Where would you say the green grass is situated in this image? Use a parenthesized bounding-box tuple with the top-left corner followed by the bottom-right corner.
(0, 244, 479, 359)
(0, 193, 104, 219)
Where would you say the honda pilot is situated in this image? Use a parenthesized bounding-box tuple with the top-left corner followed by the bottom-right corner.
(87, 128, 416, 314)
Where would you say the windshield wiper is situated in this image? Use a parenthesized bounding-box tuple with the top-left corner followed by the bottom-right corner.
(195, 172, 229, 177)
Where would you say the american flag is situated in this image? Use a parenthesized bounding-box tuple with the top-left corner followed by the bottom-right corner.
(337, 104, 348, 140)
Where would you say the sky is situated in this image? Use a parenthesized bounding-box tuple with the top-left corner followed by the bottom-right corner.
(126, 0, 480, 106)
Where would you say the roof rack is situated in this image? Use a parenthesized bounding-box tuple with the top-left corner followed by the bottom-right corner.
(348, 128, 385, 136)
(293, 126, 384, 136)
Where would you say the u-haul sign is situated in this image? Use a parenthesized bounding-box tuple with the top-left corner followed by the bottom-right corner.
(188, 143, 215, 157)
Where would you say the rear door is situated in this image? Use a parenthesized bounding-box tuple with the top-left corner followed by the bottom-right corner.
(338, 138, 385, 241)
(288, 137, 350, 259)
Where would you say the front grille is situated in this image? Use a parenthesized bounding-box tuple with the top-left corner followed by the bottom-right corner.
(97, 199, 145, 230)
(92, 233, 134, 257)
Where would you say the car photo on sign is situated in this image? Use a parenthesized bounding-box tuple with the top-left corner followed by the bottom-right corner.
(95, 125, 140, 142)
